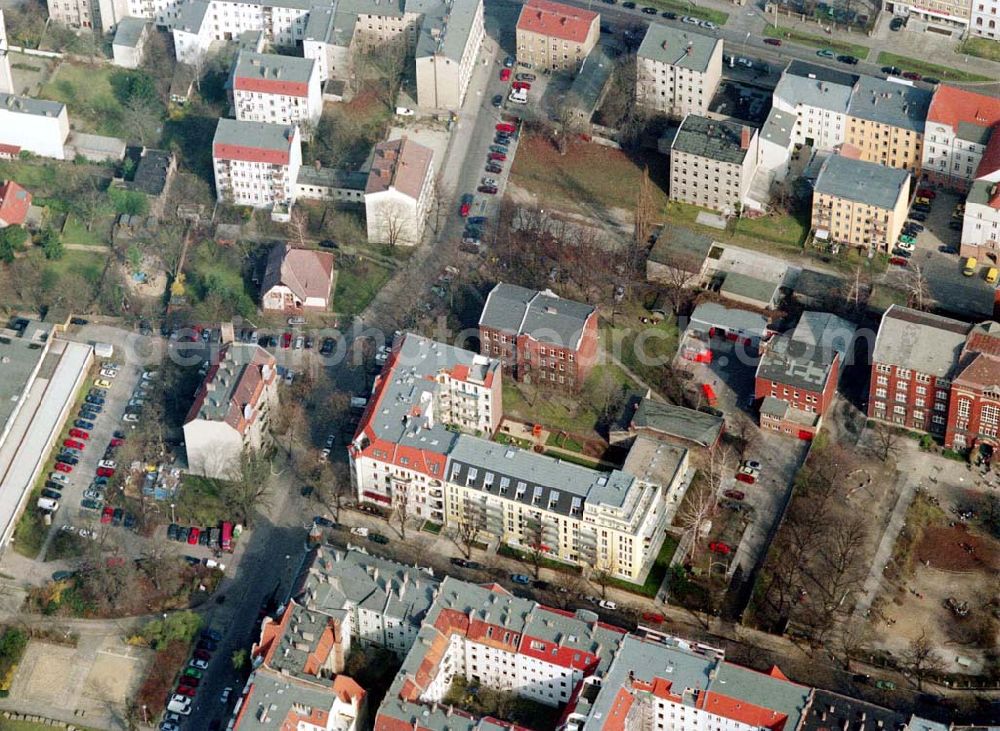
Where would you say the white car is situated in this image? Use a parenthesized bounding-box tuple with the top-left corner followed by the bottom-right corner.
(598, 599, 617, 610)
(481, 177, 497, 187)
(128, 398, 146, 407)
(142, 370, 158, 380)
(220, 687, 233, 704)
(60, 524, 77, 533)
(736, 57, 752, 68)
(681, 15, 698, 23)
(50, 473, 69, 485)
(190, 658, 209, 670)
(896, 240, 915, 252)
(100, 368, 117, 379)
(78, 528, 97, 540)
(701, 20, 718, 29)
(123, 413, 139, 423)
(98, 460, 117, 470)
(83, 490, 103, 501)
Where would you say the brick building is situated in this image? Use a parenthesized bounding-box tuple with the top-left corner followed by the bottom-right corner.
(868, 305, 972, 442)
(478, 283, 597, 390)
(945, 322, 1000, 451)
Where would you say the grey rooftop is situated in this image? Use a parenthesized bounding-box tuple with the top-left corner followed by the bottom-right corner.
(234, 51, 316, 85)
(814, 154, 909, 210)
(479, 283, 596, 349)
(637, 24, 719, 73)
(213, 118, 296, 153)
(113, 17, 147, 48)
(672, 114, 756, 165)
(872, 304, 970, 378)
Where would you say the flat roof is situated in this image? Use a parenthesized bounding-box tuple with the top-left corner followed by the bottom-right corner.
(760, 107, 794, 148)
(690, 301, 769, 337)
(672, 114, 755, 165)
(0, 319, 52, 433)
(637, 24, 719, 73)
(720, 271, 780, 307)
(814, 154, 909, 210)
(756, 334, 836, 392)
(413, 0, 481, 63)
(0, 339, 91, 550)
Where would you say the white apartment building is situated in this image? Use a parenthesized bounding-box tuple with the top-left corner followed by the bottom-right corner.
(231, 51, 322, 127)
(971, 0, 1000, 37)
(212, 118, 301, 216)
(961, 179, 1000, 260)
(771, 60, 854, 152)
(0, 11, 13, 96)
(413, 0, 485, 110)
(364, 137, 434, 246)
(0, 93, 69, 160)
(635, 24, 722, 118)
(350, 334, 688, 582)
(169, 0, 311, 63)
(182, 342, 279, 478)
(669, 114, 760, 215)
(922, 85, 1000, 192)
(47, 0, 128, 31)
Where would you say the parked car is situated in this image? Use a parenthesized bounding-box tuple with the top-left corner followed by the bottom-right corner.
(763, 37, 781, 46)
(282, 332, 292, 348)
(83, 489, 102, 501)
(641, 6, 657, 13)
(49, 473, 69, 485)
(916, 189, 936, 199)
(598, 599, 617, 610)
(96, 466, 115, 477)
(816, 49, 835, 58)
(74, 419, 95, 430)
(188, 527, 201, 545)
(42, 488, 62, 500)
(511, 81, 531, 91)
(708, 541, 732, 555)
(485, 163, 503, 174)
(69, 428, 90, 440)
(904, 221, 924, 232)
(499, 68, 511, 82)
(892, 248, 912, 258)
(503, 56, 514, 68)
(63, 439, 85, 450)
(724, 489, 745, 501)
(85, 395, 105, 406)
(101, 506, 114, 524)
(889, 256, 909, 267)
(923, 77, 940, 85)
(902, 71, 922, 80)
(81, 498, 102, 510)
(939, 245, 958, 254)
(491, 94, 503, 108)
(496, 122, 516, 133)
(99, 368, 117, 379)
(487, 152, 506, 161)
(190, 658, 210, 670)
(510, 574, 531, 585)
(54, 462, 74, 473)
(516, 73, 536, 81)
(642, 611, 665, 623)
(909, 212, 927, 222)
(890, 16, 905, 30)
(369, 532, 389, 544)
(478, 185, 498, 194)
(220, 687, 233, 704)
(837, 54, 858, 65)
(94, 379, 112, 389)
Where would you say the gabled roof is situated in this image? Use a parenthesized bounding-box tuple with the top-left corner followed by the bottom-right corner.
(846, 76, 931, 134)
(629, 397, 724, 447)
(0, 180, 30, 226)
(260, 243, 335, 303)
(926, 85, 1000, 139)
(814, 154, 909, 210)
(365, 137, 434, 199)
(112, 17, 147, 49)
(184, 343, 276, 433)
(516, 0, 597, 44)
(479, 283, 596, 349)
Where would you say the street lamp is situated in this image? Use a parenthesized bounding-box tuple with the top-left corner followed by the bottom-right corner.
(170, 502, 176, 523)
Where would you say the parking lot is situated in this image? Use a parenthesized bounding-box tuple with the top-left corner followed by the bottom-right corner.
(883, 188, 997, 319)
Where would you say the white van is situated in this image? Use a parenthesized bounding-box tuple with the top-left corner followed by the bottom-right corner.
(508, 88, 528, 105)
(37, 497, 59, 512)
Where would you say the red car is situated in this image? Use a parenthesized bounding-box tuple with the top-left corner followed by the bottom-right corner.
(69, 429, 89, 440)
(175, 685, 197, 698)
(101, 506, 114, 524)
(512, 81, 531, 91)
(282, 332, 292, 348)
(54, 462, 73, 473)
(496, 122, 516, 133)
(890, 256, 909, 267)
(735, 471, 756, 485)
(178, 675, 200, 687)
(709, 541, 732, 555)
(460, 202, 471, 217)
(500, 68, 511, 82)
(723, 489, 745, 501)
(193, 649, 211, 661)
(488, 152, 506, 161)
(763, 38, 781, 46)
(642, 611, 665, 624)
(917, 189, 937, 199)
(902, 71, 922, 81)
(188, 527, 201, 545)
(110, 438, 124, 447)
(63, 439, 85, 450)
(96, 467, 115, 478)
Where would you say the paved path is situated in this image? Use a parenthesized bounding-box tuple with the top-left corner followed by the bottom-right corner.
(852, 469, 914, 622)
(64, 244, 110, 252)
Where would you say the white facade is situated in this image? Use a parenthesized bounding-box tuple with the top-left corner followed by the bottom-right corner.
(232, 55, 322, 127)
(0, 11, 12, 95)
(212, 121, 302, 211)
(47, 0, 127, 31)
(112, 19, 149, 68)
(0, 95, 70, 160)
(923, 122, 995, 189)
(169, 0, 311, 63)
(971, 0, 1000, 37)
(414, 0, 485, 110)
(635, 28, 723, 118)
(961, 180, 1000, 257)
(771, 95, 846, 151)
(364, 174, 434, 246)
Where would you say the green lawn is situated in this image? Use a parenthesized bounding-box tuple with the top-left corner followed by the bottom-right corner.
(643, 0, 728, 25)
(605, 533, 680, 597)
(763, 25, 869, 58)
(545, 431, 584, 452)
(61, 215, 112, 247)
(334, 258, 393, 316)
(175, 476, 229, 526)
(44, 248, 107, 282)
(498, 544, 583, 574)
(0, 721, 100, 731)
(957, 37, 1000, 63)
(876, 51, 992, 82)
(39, 62, 125, 136)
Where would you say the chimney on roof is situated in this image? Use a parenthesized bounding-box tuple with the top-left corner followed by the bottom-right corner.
(740, 126, 750, 150)
(661, 40, 668, 51)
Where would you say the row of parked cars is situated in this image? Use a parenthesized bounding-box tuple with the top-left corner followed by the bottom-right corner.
(167, 521, 234, 551)
(163, 628, 229, 727)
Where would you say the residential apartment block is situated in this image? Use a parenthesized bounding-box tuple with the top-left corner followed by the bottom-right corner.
(364, 137, 434, 246)
(669, 114, 759, 214)
(962, 179, 1000, 260)
(771, 61, 855, 151)
(971, 0, 1000, 38)
(922, 85, 1000, 192)
(515, 0, 599, 72)
(183, 342, 279, 478)
(47, 0, 128, 31)
(231, 51, 322, 127)
(0, 94, 69, 160)
(811, 154, 910, 251)
(478, 283, 598, 390)
(413, 0, 485, 110)
(212, 119, 301, 217)
(635, 24, 722, 118)
(349, 334, 686, 582)
(844, 76, 931, 174)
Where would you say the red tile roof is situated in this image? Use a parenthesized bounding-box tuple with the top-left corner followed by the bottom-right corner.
(927, 85, 1000, 132)
(976, 132, 1000, 180)
(697, 692, 790, 731)
(0, 180, 31, 226)
(0, 144, 21, 158)
(517, 0, 597, 44)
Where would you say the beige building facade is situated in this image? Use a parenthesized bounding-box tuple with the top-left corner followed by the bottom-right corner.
(812, 154, 910, 251)
(669, 115, 759, 214)
(515, 0, 598, 72)
(635, 24, 723, 118)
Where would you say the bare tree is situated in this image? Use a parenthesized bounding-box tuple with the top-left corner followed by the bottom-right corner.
(317, 461, 351, 522)
(728, 414, 759, 462)
(906, 262, 931, 312)
(872, 421, 900, 463)
(553, 93, 585, 155)
(455, 513, 484, 559)
(802, 513, 870, 640)
(429, 172, 453, 236)
(841, 263, 872, 314)
(393, 486, 409, 540)
(221, 447, 273, 527)
(592, 558, 614, 599)
(524, 520, 546, 578)
(901, 630, 944, 690)
(653, 254, 698, 316)
(122, 96, 162, 146)
(375, 200, 410, 247)
(289, 208, 310, 248)
(677, 447, 731, 562)
(633, 166, 655, 250)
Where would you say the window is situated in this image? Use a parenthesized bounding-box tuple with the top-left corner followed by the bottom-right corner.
(958, 399, 971, 418)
